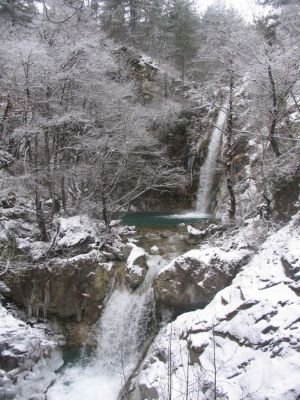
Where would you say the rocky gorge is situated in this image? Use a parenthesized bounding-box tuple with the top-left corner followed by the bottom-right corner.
(1, 191, 300, 399)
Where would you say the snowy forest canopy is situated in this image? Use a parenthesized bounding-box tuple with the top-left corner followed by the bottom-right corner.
(0, 0, 299, 237)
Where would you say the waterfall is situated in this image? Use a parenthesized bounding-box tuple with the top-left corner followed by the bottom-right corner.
(196, 105, 227, 215)
(47, 256, 161, 400)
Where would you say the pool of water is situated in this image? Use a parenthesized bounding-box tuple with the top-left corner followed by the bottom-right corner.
(62, 346, 95, 368)
(121, 211, 215, 227)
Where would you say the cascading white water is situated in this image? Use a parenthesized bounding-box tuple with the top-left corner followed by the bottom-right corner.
(196, 105, 227, 215)
(47, 256, 161, 400)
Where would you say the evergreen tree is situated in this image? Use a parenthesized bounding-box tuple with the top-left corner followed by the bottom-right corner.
(100, 0, 127, 39)
(167, 0, 199, 81)
(138, 0, 166, 56)
(0, 0, 37, 25)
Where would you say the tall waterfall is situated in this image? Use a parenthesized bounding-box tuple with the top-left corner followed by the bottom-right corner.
(47, 256, 161, 400)
(196, 105, 227, 215)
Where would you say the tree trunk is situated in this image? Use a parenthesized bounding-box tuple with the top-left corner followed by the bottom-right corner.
(90, 0, 99, 15)
(129, 0, 137, 35)
(34, 132, 48, 242)
(268, 65, 281, 157)
(102, 196, 110, 229)
(61, 174, 67, 212)
(44, 129, 53, 205)
(0, 95, 13, 137)
(35, 190, 49, 242)
(181, 55, 185, 82)
(224, 74, 236, 220)
(51, 132, 58, 218)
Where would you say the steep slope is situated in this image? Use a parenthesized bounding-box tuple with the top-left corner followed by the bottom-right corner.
(135, 215, 300, 399)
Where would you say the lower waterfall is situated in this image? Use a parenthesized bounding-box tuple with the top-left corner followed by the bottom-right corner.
(47, 257, 160, 400)
(196, 104, 227, 215)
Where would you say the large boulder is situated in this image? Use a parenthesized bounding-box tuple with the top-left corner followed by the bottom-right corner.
(154, 247, 250, 314)
(125, 244, 148, 290)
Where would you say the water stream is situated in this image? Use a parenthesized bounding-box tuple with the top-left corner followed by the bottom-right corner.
(196, 105, 227, 215)
(47, 250, 166, 400)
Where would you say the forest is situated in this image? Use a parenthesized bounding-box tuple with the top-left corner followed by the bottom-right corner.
(0, 0, 299, 234)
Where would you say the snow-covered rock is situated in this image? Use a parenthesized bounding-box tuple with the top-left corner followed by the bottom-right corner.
(135, 215, 300, 400)
(17, 238, 50, 261)
(0, 150, 14, 169)
(0, 305, 63, 399)
(187, 224, 225, 242)
(187, 225, 204, 239)
(150, 245, 160, 255)
(125, 244, 148, 290)
(154, 247, 251, 313)
(55, 215, 104, 254)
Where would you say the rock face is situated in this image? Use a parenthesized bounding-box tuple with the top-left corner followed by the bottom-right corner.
(3, 251, 114, 323)
(154, 247, 250, 314)
(125, 244, 148, 290)
(0, 305, 63, 399)
(1, 215, 123, 326)
(273, 174, 300, 218)
(135, 215, 300, 400)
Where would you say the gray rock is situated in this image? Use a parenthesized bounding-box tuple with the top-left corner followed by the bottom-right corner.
(154, 248, 250, 314)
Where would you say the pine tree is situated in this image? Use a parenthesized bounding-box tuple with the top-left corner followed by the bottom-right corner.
(0, 0, 37, 25)
(138, 0, 166, 56)
(99, 0, 127, 39)
(167, 0, 199, 81)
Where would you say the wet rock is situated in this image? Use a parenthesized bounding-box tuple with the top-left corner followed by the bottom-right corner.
(68, 321, 97, 347)
(154, 247, 251, 314)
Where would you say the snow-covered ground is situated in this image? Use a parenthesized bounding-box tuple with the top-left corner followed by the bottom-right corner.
(136, 214, 300, 399)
